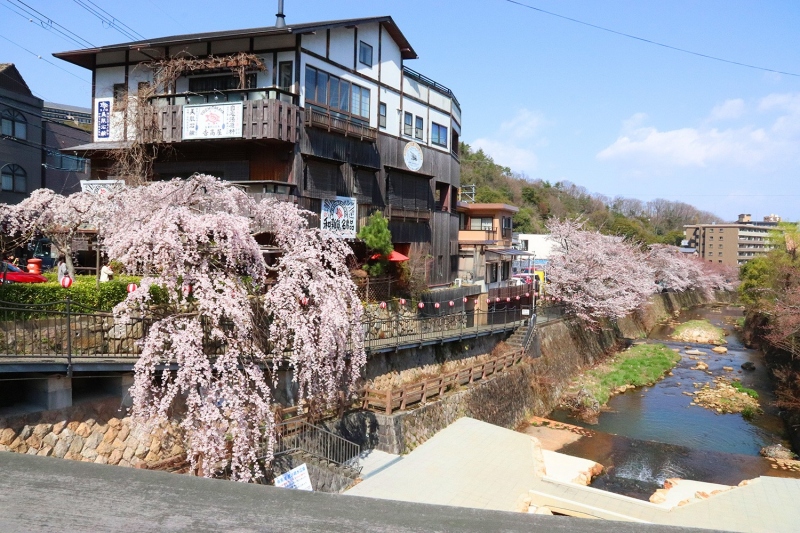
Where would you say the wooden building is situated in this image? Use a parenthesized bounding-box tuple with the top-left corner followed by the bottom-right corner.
(54, 15, 462, 286)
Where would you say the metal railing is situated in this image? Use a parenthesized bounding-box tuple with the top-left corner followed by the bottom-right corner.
(271, 419, 361, 473)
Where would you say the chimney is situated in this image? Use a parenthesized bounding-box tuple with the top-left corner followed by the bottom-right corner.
(275, 0, 286, 28)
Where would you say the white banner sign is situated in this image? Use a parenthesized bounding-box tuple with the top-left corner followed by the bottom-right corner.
(94, 98, 112, 142)
(274, 463, 313, 491)
(321, 196, 357, 239)
(182, 102, 243, 140)
(80, 180, 125, 195)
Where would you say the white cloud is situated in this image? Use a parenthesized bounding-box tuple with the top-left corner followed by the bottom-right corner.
(469, 108, 546, 175)
(597, 93, 800, 169)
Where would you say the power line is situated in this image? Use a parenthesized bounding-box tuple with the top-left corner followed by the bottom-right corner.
(72, 0, 145, 42)
(2, 0, 94, 49)
(503, 0, 800, 78)
(0, 35, 90, 85)
(1, 99, 92, 145)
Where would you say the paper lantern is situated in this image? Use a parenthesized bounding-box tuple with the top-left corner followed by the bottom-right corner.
(418, 302, 424, 309)
(448, 301, 454, 307)
(434, 302, 440, 309)
(525, 292, 530, 298)
(300, 296, 309, 306)
(182, 284, 192, 297)
(127, 283, 137, 293)
(463, 297, 468, 303)
(515, 296, 520, 301)
(506, 297, 511, 302)
(379, 301, 387, 309)
(495, 297, 501, 303)
(399, 298, 406, 306)
(60, 276, 73, 289)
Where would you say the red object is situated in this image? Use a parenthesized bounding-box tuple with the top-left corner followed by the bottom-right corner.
(300, 296, 309, 306)
(515, 296, 520, 301)
(369, 250, 410, 262)
(525, 292, 530, 298)
(434, 302, 440, 309)
(486, 298, 491, 305)
(26, 257, 42, 275)
(60, 276, 73, 289)
(127, 283, 138, 293)
(496, 297, 501, 303)
(506, 297, 511, 302)
(448, 301, 454, 307)
(418, 302, 424, 309)
(1, 263, 46, 284)
(182, 284, 192, 297)
(399, 298, 406, 306)
(379, 301, 387, 309)
(463, 297, 468, 303)
(474, 299, 479, 305)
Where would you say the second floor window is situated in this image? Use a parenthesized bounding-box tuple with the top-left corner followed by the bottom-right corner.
(189, 73, 257, 93)
(358, 41, 373, 67)
(404, 112, 413, 136)
(470, 217, 493, 231)
(431, 123, 448, 147)
(305, 65, 369, 120)
(378, 102, 387, 128)
(1, 110, 27, 140)
(279, 62, 293, 91)
(415, 116, 424, 140)
(0, 164, 26, 193)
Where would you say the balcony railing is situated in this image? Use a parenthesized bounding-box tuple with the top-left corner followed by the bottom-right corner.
(141, 98, 302, 144)
(304, 107, 377, 142)
(458, 229, 497, 242)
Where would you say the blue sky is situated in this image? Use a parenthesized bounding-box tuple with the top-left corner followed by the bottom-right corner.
(3, 0, 799, 221)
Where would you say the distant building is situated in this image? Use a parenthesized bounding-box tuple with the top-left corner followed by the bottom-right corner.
(684, 214, 781, 266)
(456, 202, 529, 290)
(42, 102, 92, 126)
(0, 63, 90, 203)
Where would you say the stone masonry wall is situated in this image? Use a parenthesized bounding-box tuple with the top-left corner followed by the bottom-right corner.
(0, 397, 183, 468)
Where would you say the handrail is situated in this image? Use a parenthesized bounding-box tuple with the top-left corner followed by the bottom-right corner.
(402, 66, 461, 110)
(270, 419, 361, 473)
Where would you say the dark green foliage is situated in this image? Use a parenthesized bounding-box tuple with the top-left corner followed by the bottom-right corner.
(0, 275, 141, 311)
(358, 212, 393, 277)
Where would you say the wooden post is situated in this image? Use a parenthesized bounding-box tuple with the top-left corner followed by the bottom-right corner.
(385, 389, 393, 415)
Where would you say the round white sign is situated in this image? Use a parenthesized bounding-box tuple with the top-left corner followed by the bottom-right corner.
(403, 141, 423, 172)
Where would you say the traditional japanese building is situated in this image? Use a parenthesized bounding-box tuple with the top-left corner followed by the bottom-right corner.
(54, 11, 462, 286)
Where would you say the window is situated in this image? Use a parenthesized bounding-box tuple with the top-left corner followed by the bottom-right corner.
(46, 151, 87, 172)
(404, 112, 413, 136)
(502, 261, 511, 281)
(1, 109, 27, 140)
(378, 102, 387, 129)
(414, 116, 423, 140)
(431, 123, 448, 147)
(470, 217, 493, 231)
(188, 73, 257, 93)
(305, 65, 368, 119)
(279, 62, 293, 91)
(0, 164, 26, 193)
(358, 41, 373, 67)
(452, 130, 460, 155)
(719, 252, 723, 256)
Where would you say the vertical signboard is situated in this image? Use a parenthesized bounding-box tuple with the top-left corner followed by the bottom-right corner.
(321, 196, 357, 238)
(94, 98, 112, 142)
(182, 102, 243, 140)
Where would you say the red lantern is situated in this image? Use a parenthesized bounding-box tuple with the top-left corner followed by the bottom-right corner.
(463, 297, 468, 303)
(434, 302, 440, 309)
(486, 298, 491, 305)
(418, 302, 424, 309)
(300, 296, 309, 306)
(399, 298, 406, 306)
(506, 297, 511, 302)
(127, 283, 137, 293)
(60, 276, 73, 289)
(515, 296, 520, 301)
(379, 301, 387, 309)
(474, 299, 479, 305)
(448, 300, 454, 307)
(182, 284, 192, 297)
(496, 297, 501, 303)
(525, 292, 530, 298)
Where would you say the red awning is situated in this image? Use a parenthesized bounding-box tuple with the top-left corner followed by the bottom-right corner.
(370, 250, 410, 262)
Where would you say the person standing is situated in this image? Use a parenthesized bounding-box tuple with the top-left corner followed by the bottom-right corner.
(57, 256, 68, 282)
(100, 261, 114, 282)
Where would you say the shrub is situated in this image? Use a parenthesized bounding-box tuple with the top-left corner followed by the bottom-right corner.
(0, 275, 141, 311)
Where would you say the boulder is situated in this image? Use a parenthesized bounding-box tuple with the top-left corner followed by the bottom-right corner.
(741, 362, 756, 371)
(712, 346, 728, 354)
(760, 444, 796, 460)
(0, 428, 15, 446)
(685, 349, 705, 356)
(52, 439, 69, 459)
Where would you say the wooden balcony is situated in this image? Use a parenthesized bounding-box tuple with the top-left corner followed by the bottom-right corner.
(304, 108, 377, 142)
(141, 99, 302, 144)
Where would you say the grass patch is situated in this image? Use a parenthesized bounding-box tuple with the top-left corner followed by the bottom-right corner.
(574, 344, 681, 406)
(735, 317, 745, 328)
(731, 380, 759, 399)
(671, 319, 726, 343)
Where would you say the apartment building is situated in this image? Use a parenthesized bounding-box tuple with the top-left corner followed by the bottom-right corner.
(684, 214, 780, 266)
(54, 13, 462, 285)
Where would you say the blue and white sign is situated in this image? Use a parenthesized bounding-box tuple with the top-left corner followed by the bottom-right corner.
(274, 463, 313, 491)
(182, 102, 243, 140)
(321, 196, 357, 239)
(95, 98, 112, 141)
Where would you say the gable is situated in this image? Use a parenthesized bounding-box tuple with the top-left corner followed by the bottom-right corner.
(0, 64, 33, 97)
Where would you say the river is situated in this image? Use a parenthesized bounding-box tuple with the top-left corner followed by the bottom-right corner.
(548, 304, 800, 499)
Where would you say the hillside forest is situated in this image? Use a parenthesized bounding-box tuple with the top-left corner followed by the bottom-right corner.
(460, 143, 723, 244)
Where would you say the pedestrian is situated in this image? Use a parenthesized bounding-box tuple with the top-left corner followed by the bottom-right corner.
(57, 256, 68, 282)
(100, 260, 114, 282)
(6, 253, 18, 267)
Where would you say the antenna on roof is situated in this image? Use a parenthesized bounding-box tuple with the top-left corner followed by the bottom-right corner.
(275, 0, 286, 28)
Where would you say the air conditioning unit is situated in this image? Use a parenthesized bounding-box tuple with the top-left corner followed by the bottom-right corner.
(453, 278, 462, 287)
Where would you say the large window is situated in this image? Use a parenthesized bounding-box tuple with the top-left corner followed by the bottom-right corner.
(414, 116, 424, 140)
(46, 151, 87, 172)
(431, 122, 448, 147)
(1, 164, 26, 193)
(1, 109, 27, 140)
(305, 65, 369, 120)
(358, 41, 373, 67)
(189, 73, 257, 93)
(403, 112, 413, 136)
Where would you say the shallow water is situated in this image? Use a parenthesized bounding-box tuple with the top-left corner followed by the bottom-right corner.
(549, 305, 796, 498)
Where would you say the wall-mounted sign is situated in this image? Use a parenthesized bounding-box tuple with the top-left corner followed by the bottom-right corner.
(80, 180, 125, 195)
(182, 102, 243, 140)
(94, 98, 112, 141)
(403, 141, 423, 172)
(274, 463, 313, 491)
(321, 196, 357, 239)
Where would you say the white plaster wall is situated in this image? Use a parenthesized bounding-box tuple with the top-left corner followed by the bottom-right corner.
(402, 78, 429, 102)
(95, 67, 125, 98)
(329, 27, 355, 68)
(379, 87, 402, 135)
(428, 90, 451, 113)
(401, 97, 429, 143)
(379, 29, 402, 90)
(355, 23, 380, 82)
(302, 32, 326, 57)
(255, 53, 273, 88)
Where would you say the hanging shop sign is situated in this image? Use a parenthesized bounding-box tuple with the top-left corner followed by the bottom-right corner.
(321, 196, 357, 239)
(94, 98, 112, 141)
(182, 102, 243, 140)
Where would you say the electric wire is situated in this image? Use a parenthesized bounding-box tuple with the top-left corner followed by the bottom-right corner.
(0, 35, 90, 85)
(1, 0, 94, 49)
(503, 0, 800, 78)
(0, 99, 93, 145)
(72, 0, 145, 42)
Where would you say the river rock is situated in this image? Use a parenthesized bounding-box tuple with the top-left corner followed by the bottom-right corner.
(741, 362, 756, 371)
(722, 366, 733, 372)
(0, 428, 15, 446)
(760, 444, 796, 460)
(692, 362, 709, 371)
(685, 349, 705, 356)
(712, 346, 728, 354)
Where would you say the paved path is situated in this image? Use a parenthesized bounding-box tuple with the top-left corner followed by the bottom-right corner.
(0, 451, 703, 533)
